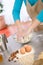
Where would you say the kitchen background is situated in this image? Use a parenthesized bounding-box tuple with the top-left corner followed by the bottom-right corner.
(3, 0, 31, 25)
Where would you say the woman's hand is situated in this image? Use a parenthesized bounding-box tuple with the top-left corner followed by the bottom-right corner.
(25, 19, 40, 36)
(15, 20, 32, 41)
(15, 20, 25, 41)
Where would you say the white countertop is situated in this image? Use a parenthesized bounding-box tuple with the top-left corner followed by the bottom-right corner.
(0, 31, 43, 65)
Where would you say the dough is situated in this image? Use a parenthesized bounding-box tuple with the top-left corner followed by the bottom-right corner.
(33, 59, 43, 65)
(17, 33, 32, 44)
(33, 52, 43, 65)
(38, 52, 43, 59)
(13, 33, 33, 44)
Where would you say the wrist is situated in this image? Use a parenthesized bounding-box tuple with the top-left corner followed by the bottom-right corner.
(30, 19, 40, 29)
(16, 20, 20, 27)
(16, 20, 22, 31)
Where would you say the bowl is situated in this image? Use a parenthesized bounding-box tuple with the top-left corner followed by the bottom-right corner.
(13, 33, 33, 44)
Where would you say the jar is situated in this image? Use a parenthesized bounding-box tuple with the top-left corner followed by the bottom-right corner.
(0, 52, 3, 62)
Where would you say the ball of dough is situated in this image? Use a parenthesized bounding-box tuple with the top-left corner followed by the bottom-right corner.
(20, 47, 25, 54)
(24, 45, 32, 52)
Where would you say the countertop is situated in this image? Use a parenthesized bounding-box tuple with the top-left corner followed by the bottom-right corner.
(0, 31, 43, 65)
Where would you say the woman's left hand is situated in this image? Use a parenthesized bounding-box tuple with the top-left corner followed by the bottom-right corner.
(16, 21, 32, 41)
(16, 29, 26, 41)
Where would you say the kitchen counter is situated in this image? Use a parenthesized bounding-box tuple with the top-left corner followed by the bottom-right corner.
(0, 31, 43, 65)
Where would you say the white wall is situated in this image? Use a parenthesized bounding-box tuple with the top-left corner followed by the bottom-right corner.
(3, 0, 31, 25)
(3, 0, 14, 24)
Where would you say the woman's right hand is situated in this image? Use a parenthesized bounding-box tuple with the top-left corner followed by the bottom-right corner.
(15, 20, 24, 41)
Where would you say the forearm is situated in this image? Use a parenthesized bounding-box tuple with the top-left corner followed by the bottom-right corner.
(28, 19, 40, 33)
(31, 9, 43, 30)
(15, 20, 22, 31)
(32, 19, 40, 29)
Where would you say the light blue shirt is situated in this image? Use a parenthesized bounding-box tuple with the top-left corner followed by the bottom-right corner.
(12, 0, 43, 22)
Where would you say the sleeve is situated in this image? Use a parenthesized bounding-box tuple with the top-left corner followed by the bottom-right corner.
(36, 9, 43, 22)
(12, 0, 23, 22)
(28, 0, 38, 6)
